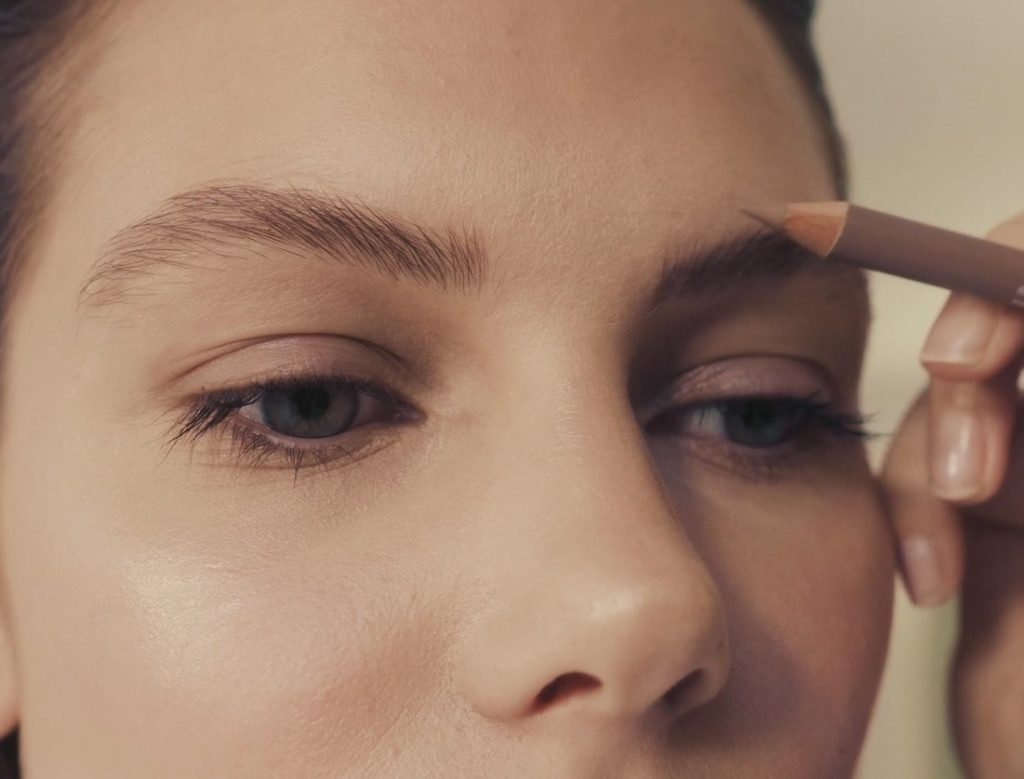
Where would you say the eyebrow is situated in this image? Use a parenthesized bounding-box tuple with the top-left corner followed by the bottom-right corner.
(647, 227, 865, 313)
(77, 182, 864, 318)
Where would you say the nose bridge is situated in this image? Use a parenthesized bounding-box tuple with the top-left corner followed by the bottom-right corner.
(517, 363, 699, 581)
(455, 368, 730, 730)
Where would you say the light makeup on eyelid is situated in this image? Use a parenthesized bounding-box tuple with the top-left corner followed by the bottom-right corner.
(642, 354, 844, 412)
(159, 340, 871, 481)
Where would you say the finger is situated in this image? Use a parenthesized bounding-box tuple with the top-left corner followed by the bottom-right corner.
(880, 389, 965, 606)
(928, 364, 1020, 504)
(951, 521, 1024, 777)
(987, 209, 1024, 246)
(962, 396, 1024, 528)
(920, 292, 1024, 382)
(920, 211, 1024, 381)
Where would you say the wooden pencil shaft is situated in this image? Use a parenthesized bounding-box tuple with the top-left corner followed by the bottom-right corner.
(794, 204, 1024, 309)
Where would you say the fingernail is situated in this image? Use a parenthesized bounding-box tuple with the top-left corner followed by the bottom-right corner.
(899, 535, 947, 606)
(920, 297, 998, 365)
(930, 408, 985, 500)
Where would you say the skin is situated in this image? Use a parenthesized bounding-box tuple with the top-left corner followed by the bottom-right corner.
(0, 0, 899, 776)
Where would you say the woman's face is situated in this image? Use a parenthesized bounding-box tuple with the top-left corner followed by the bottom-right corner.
(0, 0, 894, 775)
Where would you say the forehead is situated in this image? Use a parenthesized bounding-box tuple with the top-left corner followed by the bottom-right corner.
(70, 0, 828, 208)
(31, 0, 836, 330)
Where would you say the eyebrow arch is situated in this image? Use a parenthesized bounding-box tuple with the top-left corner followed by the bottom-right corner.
(78, 182, 488, 315)
(77, 182, 864, 318)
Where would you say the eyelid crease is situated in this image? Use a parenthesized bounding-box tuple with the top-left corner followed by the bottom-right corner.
(154, 332, 421, 391)
(143, 335, 435, 433)
(636, 353, 842, 425)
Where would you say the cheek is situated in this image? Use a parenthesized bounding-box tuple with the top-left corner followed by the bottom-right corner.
(4, 484, 438, 775)
(0, 317, 443, 773)
(665, 468, 895, 769)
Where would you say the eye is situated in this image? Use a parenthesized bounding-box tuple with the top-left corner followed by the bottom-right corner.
(647, 394, 866, 450)
(168, 372, 419, 474)
(251, 382, 361, 439)
(639, 357, 873, 482)
(678, 398, 812, 448)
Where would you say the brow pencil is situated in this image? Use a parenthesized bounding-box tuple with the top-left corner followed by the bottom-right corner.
(750, 202, 1024, 309)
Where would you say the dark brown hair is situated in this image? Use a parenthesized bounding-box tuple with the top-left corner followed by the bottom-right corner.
(0, 0, 110, 373)
(0, 0, 842, 773)
(1, 3, 91, 772)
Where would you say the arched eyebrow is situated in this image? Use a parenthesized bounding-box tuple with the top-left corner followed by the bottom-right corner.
(77, 182, 488, 316)
(76, 182, 865, 320)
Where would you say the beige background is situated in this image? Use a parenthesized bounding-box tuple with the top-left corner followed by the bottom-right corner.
(811, 1, 1024, 776)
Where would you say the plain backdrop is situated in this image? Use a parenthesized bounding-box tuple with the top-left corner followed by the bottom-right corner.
(812, 1, 1024, 776)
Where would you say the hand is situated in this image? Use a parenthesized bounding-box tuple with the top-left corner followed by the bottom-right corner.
(880, 211, 1024, 778)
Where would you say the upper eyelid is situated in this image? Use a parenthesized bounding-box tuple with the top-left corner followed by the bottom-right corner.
(637, 356, 838, 423)
(152, 333, 433, 408)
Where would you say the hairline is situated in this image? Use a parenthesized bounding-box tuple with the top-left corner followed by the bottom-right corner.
(0, 0, 118, 355)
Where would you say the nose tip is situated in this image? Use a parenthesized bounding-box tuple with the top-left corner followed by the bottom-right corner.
(459, 572, 731, 728)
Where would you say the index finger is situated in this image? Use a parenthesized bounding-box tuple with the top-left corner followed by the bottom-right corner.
(920, 212, 1024, 382)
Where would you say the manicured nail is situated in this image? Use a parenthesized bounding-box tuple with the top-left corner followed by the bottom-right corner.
(900, 535, 947, 606)
(920, 297, 998, 365)
(930, 408, 985, 500)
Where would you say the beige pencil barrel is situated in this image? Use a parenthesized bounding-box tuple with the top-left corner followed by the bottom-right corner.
(824, 205, 1024, 309)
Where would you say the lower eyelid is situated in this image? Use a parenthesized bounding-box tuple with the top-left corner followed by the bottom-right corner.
(211, 416, 404, 473)
(652, 432, 845, 486)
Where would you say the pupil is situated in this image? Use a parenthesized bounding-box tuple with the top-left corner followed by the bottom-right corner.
(725, 400, 804, 447)
(742, 402, 775, 430)
(293, 387, 330, 420)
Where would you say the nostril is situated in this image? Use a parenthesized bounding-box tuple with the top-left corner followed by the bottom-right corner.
(662, 669, 704, 711)
(533, 672, 601, 711)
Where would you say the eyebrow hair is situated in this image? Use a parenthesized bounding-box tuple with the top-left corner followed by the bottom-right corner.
(77, 182, 865, 319)
(78, 182, 488, 314)
(648, 228, 865, 313)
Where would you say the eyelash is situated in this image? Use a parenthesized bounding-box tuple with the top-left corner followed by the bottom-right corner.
(167, 372, 418, 479)
(168, 376, 874, 481)
(645, 392, 874, 481)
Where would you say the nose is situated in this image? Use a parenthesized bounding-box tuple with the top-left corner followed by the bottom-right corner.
(455, 400, 730, 731)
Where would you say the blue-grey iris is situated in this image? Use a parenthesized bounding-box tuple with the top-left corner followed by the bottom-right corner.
(260, 384, 357, 439)
(721, 399, 806, 448)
